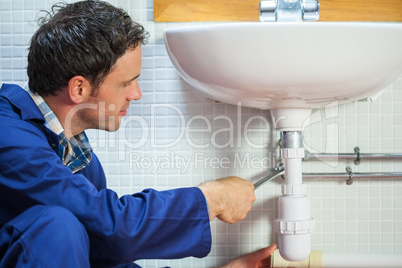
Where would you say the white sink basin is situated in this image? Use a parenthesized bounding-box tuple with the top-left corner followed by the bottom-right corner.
(164, 22, 402, 130)
(164, 21, 402, 262)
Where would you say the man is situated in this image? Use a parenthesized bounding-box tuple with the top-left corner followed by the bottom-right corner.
(0, 0, 276, 267)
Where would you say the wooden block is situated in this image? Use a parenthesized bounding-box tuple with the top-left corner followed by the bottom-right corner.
(154, 0, 402, 22)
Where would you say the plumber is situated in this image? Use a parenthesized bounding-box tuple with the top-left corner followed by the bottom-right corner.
(0, 0, 276, 267)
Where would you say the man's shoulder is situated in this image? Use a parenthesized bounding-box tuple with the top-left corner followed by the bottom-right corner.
(0, 83, 44, 122)
(0, 83, 52, 144)
(0, 83, 25, 100)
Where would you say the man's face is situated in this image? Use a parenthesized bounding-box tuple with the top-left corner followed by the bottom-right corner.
(85, 46, 143, 132)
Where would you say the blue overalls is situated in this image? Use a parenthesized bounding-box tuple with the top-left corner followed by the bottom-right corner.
(0, 84, 211, 267)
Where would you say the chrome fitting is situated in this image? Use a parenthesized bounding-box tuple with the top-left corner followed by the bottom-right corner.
(281, 131, 303, 149)
(259, 0, 319, 22)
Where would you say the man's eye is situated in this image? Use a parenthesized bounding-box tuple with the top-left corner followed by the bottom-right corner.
(124, 81, 133, 87)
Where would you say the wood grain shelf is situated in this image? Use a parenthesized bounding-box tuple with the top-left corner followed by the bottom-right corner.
(154, 0, 402, 22)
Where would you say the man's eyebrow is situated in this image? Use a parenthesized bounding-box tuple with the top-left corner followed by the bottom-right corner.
(123, 74, 140, 84)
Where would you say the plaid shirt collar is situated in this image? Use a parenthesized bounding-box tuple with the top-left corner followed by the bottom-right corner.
(25, 86, 92, 173)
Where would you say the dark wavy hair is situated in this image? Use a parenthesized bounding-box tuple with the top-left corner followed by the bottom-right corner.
(27, 0, 149, 96)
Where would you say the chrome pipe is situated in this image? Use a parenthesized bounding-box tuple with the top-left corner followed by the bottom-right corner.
(253, 168, 402, 188)
(254, 171, 402, 187)
(304, 152, 402, 161)
(303, 172, 402, 179)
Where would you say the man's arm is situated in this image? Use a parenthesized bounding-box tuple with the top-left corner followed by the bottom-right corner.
(0, 117, 212, 264)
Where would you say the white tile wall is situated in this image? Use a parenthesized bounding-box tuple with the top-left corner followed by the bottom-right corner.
(1, 0, 402, 267)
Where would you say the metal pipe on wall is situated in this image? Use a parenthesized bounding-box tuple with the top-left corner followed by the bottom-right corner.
(304, 147, 402, 164)
(303, 172, 402, 179)
(254, 171, 402, 189)
(305, 152, 402, 161)
(301, 147, 402, 184)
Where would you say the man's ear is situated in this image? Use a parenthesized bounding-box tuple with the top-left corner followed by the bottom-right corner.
(68, 76, 92, 104)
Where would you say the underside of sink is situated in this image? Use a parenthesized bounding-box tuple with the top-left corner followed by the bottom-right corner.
(164, 21, 402, 262)
(164, 22, 402, 112)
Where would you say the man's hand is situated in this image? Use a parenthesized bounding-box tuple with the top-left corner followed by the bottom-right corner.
(220, 244, 277, 268)
(198, 176, 256, 224)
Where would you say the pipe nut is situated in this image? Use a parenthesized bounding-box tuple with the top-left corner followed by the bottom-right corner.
(281, 184, 306, 195)
(274, 218, 315, 235)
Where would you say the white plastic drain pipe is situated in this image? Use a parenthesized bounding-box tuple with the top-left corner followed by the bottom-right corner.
(271, 249, 402, 268)
(274, 131, 315, 261)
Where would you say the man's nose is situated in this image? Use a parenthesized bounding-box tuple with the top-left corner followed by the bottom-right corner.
(127, 80, 142, 101)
